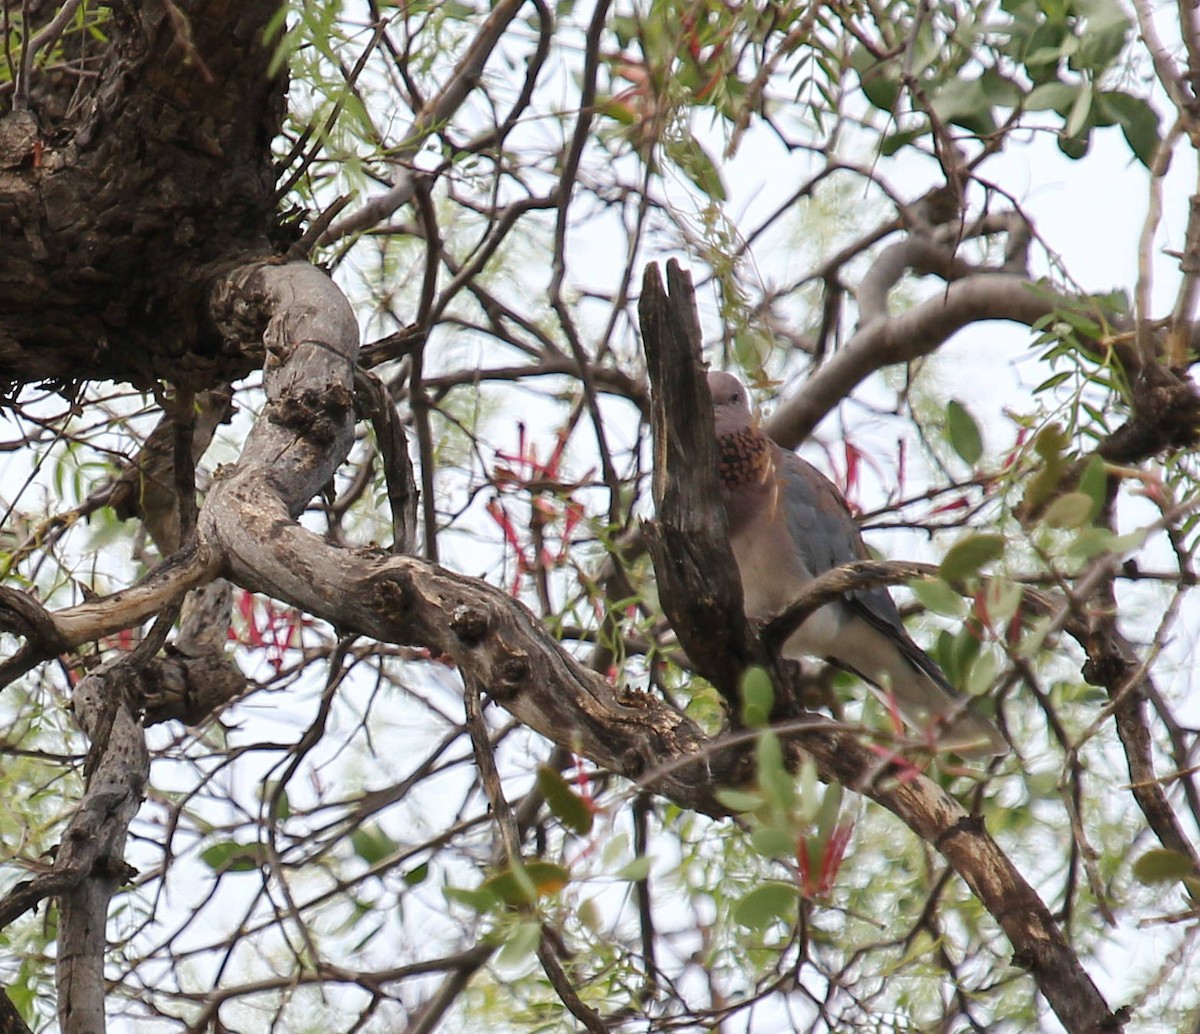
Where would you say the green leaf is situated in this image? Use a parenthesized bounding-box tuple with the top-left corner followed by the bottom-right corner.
(740, 666, 774, 727)
(881, 126, 926, 156)
(444, 884, 499, 913)
(983, 577, 1023, 626)
(351, 825, 398, 866)
(1034, 369, 1074, 393)
(1064, 84, 1093, 140)
(715, 788, 766, 812)
(1017, 614, 1053, 658)
(1034, 423, 1070, 459)
(940, 534, 1005, 584)
(945, 399, 983, 465)
(1077, 454, 1109, 517)
(1024, 423, 1071, 511)
(1074, 0, 1131, 70)
(537, 765, 594, 835)
(852, 48, 901, 112)
(403, 862, 430, 887)
(1042, 492, 1096, 529)
(1057, 129, 1091, 159)
(909, 577, 967, 618)
(814, 781, 844, 841)
(733, 881, 800, 929)
(796, 757, 820, 825)
(1023, 81, 1077, 113)
(965, 647, 999, 698)
(1100, 91, 1162, 167)
(1133, 848, 1198, 885)
(1109, 527, 1148, 554)
(201, 840, 267, 873)
(483, 861, 570, 906)
(890, 929, 940, 971)
(672, 135, 726, 201)
(262, 781, 291, 822)
(755, 730, 795, 816)
(751, 826, 797, 859)
(495, 919, 542, 972)
(614, 855, 652, 882)
(929, 77, 996, 134)
(1066, 527, 1117, 561)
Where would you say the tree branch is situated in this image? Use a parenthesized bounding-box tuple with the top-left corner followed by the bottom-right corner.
(54, 660, 150, 1034)
(767, 273, 1062, 446)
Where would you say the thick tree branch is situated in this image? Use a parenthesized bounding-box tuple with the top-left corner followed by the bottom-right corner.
(639, 261, 756, 713)
(198, 261, 720, 807)
(54, 660, 149, 1034)
(767, 273, 1062, 447)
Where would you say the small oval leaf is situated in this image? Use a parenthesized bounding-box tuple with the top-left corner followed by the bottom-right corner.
(733, 882, 801, 929)
(1133, 848, 1198, 886)
(1043, 492, 1095, 529)
(946, 400, 983, 465)
(351, 825, 398, 866)
(1077, 454, 1109, 518)
(909, 577, 967, 618)
(740, 666, 774, 728)
(483, 861, 570, 907)
(201, 840, 267, 874)
(537, 765, 595, 835)
(940, 534, 1005, 584)
(751, 826, 796, 859)
(615, 855, 652, 883)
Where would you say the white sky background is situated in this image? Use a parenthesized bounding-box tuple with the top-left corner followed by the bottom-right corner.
(2, 3, 1199, 1031)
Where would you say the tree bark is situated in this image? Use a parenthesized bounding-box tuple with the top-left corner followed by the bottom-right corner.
(0, 1, 287, 391)
(55, 662, 149, 1034)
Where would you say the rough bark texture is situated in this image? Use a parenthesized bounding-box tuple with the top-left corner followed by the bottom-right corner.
(55, 662, 149, 1034)
(198, 262, 719, 810)
(639, 262, 757, 714)
(0, 0, 288, 393)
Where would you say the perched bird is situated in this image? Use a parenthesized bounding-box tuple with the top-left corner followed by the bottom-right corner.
(708, 371, 1006, 757)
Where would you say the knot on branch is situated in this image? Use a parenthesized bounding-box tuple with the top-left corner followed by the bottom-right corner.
(1081, 652, 1136, 692)
(492, 654, 530, 699)
(267, 384, 354, 444)
(450, 604, 490, 643)
(141, 648, 247, 726)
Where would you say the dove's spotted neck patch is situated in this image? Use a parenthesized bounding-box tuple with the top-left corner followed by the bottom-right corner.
(717, 426, 772, 488)
(708, 370, 773, 490)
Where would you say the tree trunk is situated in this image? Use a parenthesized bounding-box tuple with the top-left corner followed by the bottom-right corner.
(0, 0, 288, 391)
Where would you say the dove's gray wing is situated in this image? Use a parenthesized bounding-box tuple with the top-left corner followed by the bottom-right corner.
(772, 452, 1006, 756)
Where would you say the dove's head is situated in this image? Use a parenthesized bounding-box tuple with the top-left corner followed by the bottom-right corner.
(707, 372, 754, 435)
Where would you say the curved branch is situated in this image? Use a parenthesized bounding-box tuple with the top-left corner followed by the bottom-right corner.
(199, 260, 720, 806)
(766, 273, 1063, 447)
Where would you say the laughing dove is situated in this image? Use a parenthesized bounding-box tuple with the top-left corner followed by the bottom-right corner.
(708, 372, 1006, 757)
